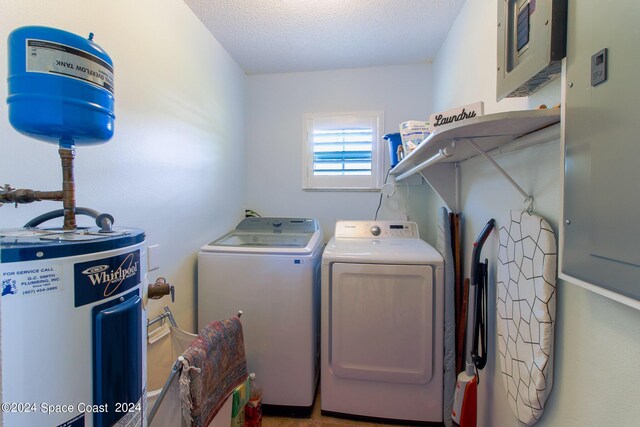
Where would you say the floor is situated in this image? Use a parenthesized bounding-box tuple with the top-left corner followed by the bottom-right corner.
(262, 394, 420, 427)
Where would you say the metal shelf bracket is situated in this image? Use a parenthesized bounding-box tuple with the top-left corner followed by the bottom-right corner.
(465, 137, 534, 213)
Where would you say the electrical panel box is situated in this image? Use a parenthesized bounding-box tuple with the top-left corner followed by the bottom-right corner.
(497, 0, 567, 100)
(563, 0, 640, 303)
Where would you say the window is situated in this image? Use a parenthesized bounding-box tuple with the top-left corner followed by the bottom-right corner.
(303, 112, 384, 190)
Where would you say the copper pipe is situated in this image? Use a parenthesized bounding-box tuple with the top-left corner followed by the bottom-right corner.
(0, 147, 77, 230)
(0, 189, 63, 204)
(59, 148, 76, 231)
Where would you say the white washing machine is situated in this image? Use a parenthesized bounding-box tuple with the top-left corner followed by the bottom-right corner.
(198, 217, 323, 414)
(321, 220, 444, 423)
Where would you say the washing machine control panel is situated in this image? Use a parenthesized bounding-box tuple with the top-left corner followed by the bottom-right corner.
(334, 221, 419, 238)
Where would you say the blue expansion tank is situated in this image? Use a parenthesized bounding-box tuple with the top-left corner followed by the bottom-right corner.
(7, 26, 115, 147)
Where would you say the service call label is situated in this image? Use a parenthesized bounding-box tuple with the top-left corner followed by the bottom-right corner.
(26, 39, 114, 94)
(1, 263, 63, 298)
(74, 250, 140, 307)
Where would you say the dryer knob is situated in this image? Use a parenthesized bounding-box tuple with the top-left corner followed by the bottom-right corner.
(370, 225, 381, 236)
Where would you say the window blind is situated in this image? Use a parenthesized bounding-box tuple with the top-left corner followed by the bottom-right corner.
(312, 128, 372, 176)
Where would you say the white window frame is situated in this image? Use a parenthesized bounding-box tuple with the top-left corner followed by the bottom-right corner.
(302, 111, 384, 191)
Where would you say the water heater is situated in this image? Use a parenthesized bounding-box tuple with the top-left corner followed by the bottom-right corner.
(1, 26, 161, 427)
(496, 0, 567, 100)
(1, 226, 147, 427)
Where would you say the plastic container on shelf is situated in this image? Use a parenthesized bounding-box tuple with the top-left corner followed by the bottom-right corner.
(231, 377, 251, 427)
(383, 133, 403, 167)
(244, 373, 262, 427)
(399, 120, 429, 155)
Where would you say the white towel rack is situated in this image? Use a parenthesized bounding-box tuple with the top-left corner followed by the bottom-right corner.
(147, 310, 243, 425)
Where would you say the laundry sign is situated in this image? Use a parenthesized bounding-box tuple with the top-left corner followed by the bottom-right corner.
(428, 101, 484, 133)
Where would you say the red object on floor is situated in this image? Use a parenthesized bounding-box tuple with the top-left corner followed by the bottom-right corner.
(244, 373, 262, 427)
(452, 370, 477, 427)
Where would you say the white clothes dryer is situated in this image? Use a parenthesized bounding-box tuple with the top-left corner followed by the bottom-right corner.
(321, 221, 444, 423)
(198, 217, 323, 415)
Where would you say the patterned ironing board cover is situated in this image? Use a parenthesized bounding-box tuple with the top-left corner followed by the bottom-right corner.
(496, 210, 557, 425)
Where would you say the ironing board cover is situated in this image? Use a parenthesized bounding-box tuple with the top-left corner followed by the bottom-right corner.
(436, 207, 456, 427)
(496, 210, 557, 425)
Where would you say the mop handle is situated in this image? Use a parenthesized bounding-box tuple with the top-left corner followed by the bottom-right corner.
(464, 219, 495, 375)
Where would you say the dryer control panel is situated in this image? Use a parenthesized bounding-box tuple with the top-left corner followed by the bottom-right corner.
(334, 221, 419, 239)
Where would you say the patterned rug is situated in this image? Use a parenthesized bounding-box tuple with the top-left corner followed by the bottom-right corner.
(179, 316, 248, 427)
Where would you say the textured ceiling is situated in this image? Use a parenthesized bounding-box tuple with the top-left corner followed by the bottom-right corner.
(183, 0, 466, 74)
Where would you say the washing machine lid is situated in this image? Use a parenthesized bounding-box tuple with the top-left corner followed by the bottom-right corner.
(235, 217, 318, 233)
(200, 217, 323, 255)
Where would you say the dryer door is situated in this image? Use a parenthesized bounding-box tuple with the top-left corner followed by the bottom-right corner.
(329, 263, 434, 384)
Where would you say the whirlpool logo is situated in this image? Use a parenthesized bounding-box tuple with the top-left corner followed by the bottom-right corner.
(82, 255, 139, 297)
(82, 265, 110, 275)
(74, 250, 140, 307)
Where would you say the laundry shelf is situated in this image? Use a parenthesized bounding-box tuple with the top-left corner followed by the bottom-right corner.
(390, 108, 561, 211)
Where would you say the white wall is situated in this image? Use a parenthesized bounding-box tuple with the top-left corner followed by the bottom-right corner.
(246, 65, 432, 241)
(0, 0, 247, 332)
(431, 0, 640, 426)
